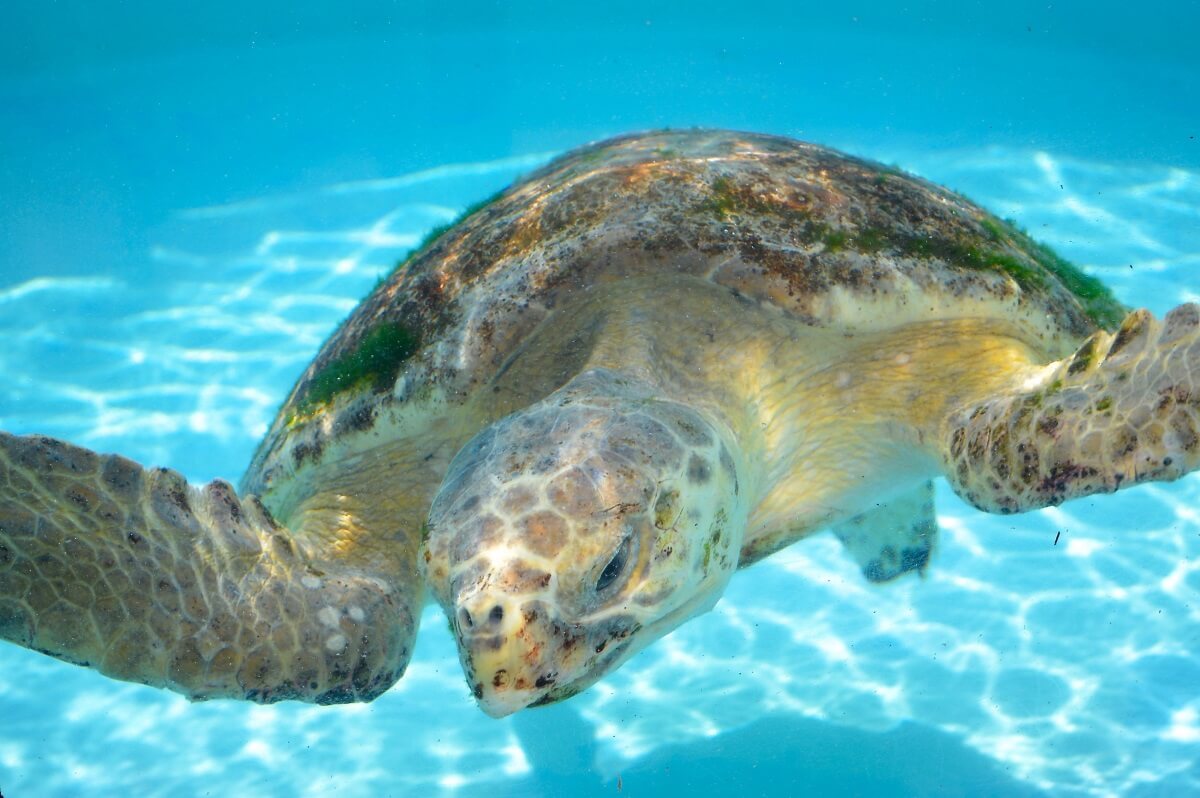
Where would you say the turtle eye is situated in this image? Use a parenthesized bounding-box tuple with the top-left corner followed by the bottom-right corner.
(596, 535, 633, 593)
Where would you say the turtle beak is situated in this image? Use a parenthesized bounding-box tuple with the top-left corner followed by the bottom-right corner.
(453, 592, 562, 718)
(473, 669, 541, 719)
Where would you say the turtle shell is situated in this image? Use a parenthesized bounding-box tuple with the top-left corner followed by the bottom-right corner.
(245, 129, 1124, 490)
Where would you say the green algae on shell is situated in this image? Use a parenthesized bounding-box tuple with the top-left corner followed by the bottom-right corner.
(296, 189, 517, 418)
(700, 168, 1125, 332)
(297, 321, 420, 415)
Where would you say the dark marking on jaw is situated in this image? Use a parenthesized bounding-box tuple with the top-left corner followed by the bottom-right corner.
(530, 679, 587, 707)
(719, 444, 738, 495)
(535, 672, 557, 688)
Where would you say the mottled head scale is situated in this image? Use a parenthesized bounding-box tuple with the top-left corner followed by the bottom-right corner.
(421, 370, 745, 716)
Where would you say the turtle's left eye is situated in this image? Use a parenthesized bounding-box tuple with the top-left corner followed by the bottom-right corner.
(596, 535, 633, 593)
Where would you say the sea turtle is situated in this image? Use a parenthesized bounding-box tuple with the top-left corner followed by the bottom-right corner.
(2, 129, 1198, 719)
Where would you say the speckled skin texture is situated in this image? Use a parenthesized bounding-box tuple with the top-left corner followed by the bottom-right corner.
(0, 433, 413, 703)
(944, 305, 1200, 513)
(2, 130, 1191, 714)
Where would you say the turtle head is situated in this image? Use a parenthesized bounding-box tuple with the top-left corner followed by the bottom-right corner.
(421, 370, 745, 717)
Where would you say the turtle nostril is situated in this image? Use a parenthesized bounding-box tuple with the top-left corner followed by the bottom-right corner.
(488, 604, 504, 624)
(459, 607, 474, 629)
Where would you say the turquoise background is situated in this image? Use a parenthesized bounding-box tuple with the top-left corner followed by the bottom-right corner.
(1, 2, 1198, 795)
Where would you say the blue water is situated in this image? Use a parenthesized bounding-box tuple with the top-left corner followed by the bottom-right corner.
(2, 3, 1199, 796)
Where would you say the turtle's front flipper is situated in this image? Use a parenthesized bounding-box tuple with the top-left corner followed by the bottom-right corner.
(942, 305, 1200, 513)
(0, 433, 416, 703)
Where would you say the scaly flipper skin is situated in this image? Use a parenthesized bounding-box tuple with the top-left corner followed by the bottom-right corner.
(942, 305, 1200, 513)
(0, 433, 415, 703)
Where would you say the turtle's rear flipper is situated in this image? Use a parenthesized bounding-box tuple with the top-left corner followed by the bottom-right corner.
(0, 433, 416, 703)
(831, 481, 938, 582)
(942, 305, 1200, 513)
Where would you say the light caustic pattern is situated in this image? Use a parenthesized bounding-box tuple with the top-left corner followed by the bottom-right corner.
(0, 147, 1198, 797)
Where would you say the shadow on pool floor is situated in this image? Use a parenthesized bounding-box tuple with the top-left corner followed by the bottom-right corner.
(472, 705, 1048, 798)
